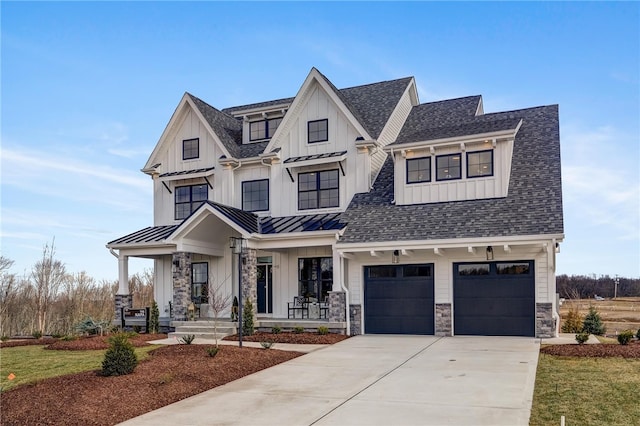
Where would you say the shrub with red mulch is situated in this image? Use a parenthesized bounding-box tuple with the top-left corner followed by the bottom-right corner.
(540, 340, 640, 358)
(223, 331, 349, 345)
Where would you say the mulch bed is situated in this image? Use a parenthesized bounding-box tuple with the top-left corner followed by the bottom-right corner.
(1, 343, 302, 426)
(223, 331, 349, 345)
(0, 334, 168, 350)
(541, 340, 640, 358)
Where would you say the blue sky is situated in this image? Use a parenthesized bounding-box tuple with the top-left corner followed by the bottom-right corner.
(1, 2, 638, 280)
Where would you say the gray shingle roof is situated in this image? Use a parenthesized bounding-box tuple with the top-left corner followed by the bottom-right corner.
(190, 72, 412, 159)
(392, 117, 521, 146)
(339, 104, 563, 243)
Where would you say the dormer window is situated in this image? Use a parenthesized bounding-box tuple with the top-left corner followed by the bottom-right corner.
(250, 118, 282, 142)
(308, 119, 328, 143)
(467, 150, 493, 178)
(183, 138, 199, 160)
(407, 157, 431, 184)
(436, 154, 461, 181)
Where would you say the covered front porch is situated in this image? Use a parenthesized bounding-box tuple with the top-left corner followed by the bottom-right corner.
(107, 201, 350, 334)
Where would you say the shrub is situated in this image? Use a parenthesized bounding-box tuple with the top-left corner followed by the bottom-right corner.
(260, 341, 274, 349)
(637, 328, 640, 340)
(242, 298, 255, 336)
(61, 335, 77, 341)
(317, 326, 329, 335)
(32, 330, 42, 339)
(271, 326, 282, 334)
(180, 334, 196, 344)
(617, 330, 634, 345)
(149, 301, 160, 334)
(575, 333, 589, 344)
(582, 306, 606, 336)
(0, 335, 9, 342)
(75, 316, 110, 336)
(561, 309, 583, 333)
(102, 333, 138, 376)
(293, 326, 304, 334)
(206, 347, 219, 357)
(132, 325, 142, 333)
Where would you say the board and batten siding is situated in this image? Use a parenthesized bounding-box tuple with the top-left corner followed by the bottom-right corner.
(394, 140, 513, 205)
(269, 83, 362, 217)
(153, 108, 224, 225)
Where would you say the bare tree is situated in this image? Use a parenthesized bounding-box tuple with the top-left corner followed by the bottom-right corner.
(0, 256, 17, 336)
(31, 240, 67, 334)
(207, 277, 231, 348)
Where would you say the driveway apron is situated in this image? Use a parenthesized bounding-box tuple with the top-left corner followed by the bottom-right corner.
(120, 335, 540, 426)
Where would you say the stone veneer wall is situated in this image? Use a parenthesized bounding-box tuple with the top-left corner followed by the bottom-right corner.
(536, 302, 555, 338)
(328, 291, 346, 323)
(435, 303, 452, 336)
(349, 304, 362, 335)
(172, 252, 192, 321)
(241, 248, 257, 317)
(114, 294, 133, 322)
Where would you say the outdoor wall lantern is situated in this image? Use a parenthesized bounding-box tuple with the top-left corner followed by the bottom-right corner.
(392, 250, 400, 264)
(486, 246, 494, 260)
(229, 237, 247, 347)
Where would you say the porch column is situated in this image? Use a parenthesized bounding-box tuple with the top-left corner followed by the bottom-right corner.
(172, 252, 192, 321)
(117, 255, 129, 294)
(114, 255, 132, 323)
(241, 248, 257, 317)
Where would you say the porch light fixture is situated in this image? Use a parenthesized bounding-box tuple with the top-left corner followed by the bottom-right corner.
(229, 237, 247, 347)
(486, 246, 494, 260)
(392, 250, 400, 264)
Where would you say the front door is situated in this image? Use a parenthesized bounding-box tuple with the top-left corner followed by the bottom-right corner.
(257, 264, 273, 314)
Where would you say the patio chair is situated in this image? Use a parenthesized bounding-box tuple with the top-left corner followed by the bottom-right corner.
(288, 296, 309, 319)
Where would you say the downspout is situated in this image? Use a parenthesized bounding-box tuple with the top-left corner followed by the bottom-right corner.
(109, 248, 119, 258)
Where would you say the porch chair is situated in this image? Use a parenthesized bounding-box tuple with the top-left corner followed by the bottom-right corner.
(319, 297, 329, 319)
(288, 296, 309, 319)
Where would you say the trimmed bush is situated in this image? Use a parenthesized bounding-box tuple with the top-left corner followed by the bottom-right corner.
(617, 330, 634, 345)
(575, 333, 589, 344)
(561, 309, 583, 333)
(271, 326, 281, 334)
(206, 347, 219, 357)
(636, 328, 640, 340)
(149, 301, 160, 334)
(293, 326, 304, 334)
(102, 333, 138, 376)
(242, 298, 255, 336)
(32, 330, 43, 339)
(317, 326, 329, 335)
(582, 306, 606, 336)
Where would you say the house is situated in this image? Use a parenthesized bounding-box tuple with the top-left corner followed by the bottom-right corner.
(106, 68, 564, 338)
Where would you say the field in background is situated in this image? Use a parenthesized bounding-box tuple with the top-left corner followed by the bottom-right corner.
(559, 297, 640, 335)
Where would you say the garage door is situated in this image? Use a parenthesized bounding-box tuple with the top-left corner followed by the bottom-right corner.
(454, 261, 535, 336)
(364, 264, 434, 335)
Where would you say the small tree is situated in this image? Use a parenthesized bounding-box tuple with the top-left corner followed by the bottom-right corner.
(561, 308, 583, 333)
(148, 301, 160, 334)
(582, 306, 606, 336)
(242, 298, 254, 336)
(102, 333, 137, 376)
(207, 280, 231, 348)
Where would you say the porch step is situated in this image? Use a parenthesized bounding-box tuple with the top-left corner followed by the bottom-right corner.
(170, 320, 238, 340)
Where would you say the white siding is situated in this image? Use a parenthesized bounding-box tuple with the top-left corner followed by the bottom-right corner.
(395, 140, 513, 205)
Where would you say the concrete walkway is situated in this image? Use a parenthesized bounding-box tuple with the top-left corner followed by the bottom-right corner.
(121, 335, 539, 426)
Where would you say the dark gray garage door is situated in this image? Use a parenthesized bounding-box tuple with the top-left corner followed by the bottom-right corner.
(364, 264, 434, 335)
(454, 261, 535, 336)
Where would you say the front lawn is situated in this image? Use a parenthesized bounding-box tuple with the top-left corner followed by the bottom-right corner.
(530, 353, 640, 425)
(0, 345, 156, 391)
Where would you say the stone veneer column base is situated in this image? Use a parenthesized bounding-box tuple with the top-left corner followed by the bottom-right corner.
(536, 303, 555, 338)
(349, 304, 362, 335)
(435, 303, 452, 336)
(114, 294, 133, 322)
(328, 291, 346, 325)
(241, 248, 257, 317)
(172, 252, 192, 321)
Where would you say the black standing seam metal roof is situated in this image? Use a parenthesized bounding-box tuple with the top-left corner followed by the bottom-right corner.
(207, 201, 259, 234)
(283, 151, 348, 164)
(107, 225, 179, 246)
(260, 213, 346, 234)
(159, 166, 215, 178)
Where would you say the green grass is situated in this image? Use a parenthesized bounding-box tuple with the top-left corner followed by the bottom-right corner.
(530, 354, 640, 425)
(0, 345, 157, 392)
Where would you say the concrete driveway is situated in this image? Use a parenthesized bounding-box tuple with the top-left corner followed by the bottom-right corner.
(121, 335, 540, 426)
